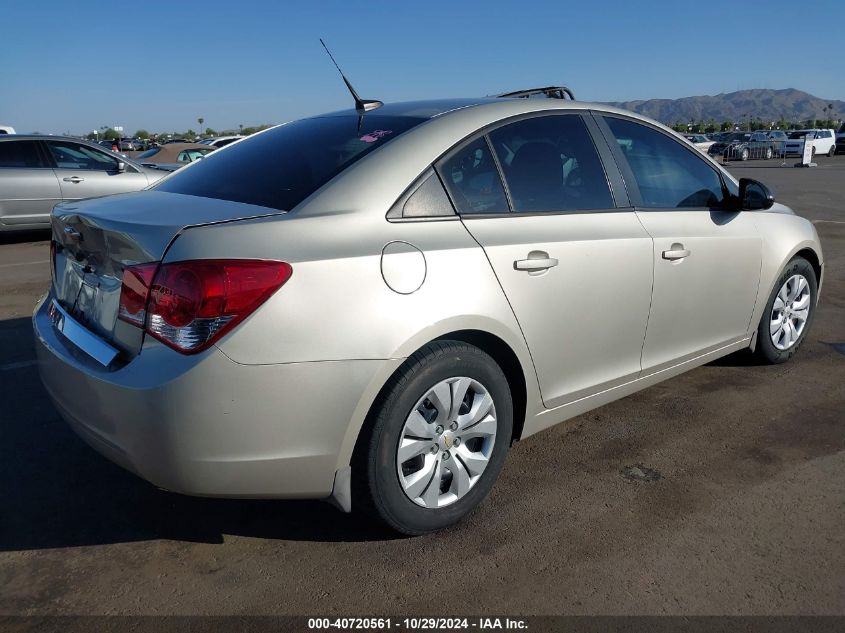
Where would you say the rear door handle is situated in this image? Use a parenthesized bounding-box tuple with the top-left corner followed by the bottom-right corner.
(662, 244, 691, 261)
(63, 176, 84, 183)
(514, 255, 559, 272)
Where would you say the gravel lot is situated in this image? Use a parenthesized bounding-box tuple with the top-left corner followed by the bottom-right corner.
(0, 156, 843, 616)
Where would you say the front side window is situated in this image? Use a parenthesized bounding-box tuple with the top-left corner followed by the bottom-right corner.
(489, 115, 614, 212)
(0, 141, 45, 168)
(176, 149, 211, 163)
(48, 141, 119, 171)
(605, 117, 727, 209)
(437, 137, 509, 215)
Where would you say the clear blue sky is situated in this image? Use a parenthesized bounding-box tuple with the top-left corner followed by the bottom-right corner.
(1, 0, 842, 135)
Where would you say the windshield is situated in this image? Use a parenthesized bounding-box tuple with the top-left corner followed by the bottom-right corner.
(728, 133, 751, 141)
(155, 114, 428, 211)
(137, 148, 161, 158)
(788, 131, 811, 139)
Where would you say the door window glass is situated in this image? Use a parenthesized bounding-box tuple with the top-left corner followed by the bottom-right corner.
(605, 117, 727, 209)
(0, 141, 45, 168)
(437, 137, 509, 215)
(489, 115, 614, 212)
(48, 141, 119, 171)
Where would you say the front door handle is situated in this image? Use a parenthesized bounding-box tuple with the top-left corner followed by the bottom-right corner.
(63, 176, 84, 184)
(662, 244, 691, 261)
(514, 253, 559, 272)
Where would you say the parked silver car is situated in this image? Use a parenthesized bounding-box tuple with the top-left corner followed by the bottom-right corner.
(34, 95, 823, 534)
(0, 136, 166, 231)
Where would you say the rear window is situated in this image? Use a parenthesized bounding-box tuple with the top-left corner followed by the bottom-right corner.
(155, 115, 427, 211)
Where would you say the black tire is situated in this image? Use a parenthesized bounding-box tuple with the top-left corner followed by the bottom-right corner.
(354, 341, 513, 535)
(811, 146, 817, 158)
(755, 257, 818, 364)
(828, 145, 835, 157)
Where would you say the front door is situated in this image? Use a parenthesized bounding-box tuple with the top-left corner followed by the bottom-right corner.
(599, 114, 762, 374)
(44, 140, 148, 202)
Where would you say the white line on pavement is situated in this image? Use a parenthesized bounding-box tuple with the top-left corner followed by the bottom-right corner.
(0, 259, 49, 269)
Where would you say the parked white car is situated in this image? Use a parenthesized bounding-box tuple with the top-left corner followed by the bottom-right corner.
(197, 135, 244, 148)
(0, 126, 16, 135)
(784, 129, 836, 157)
(683, 134, 715, 153)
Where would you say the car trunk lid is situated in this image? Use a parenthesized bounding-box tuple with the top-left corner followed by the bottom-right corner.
(51, 190, 285, 363)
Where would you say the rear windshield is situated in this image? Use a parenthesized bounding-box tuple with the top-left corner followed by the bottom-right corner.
(155, 114, 427, 211)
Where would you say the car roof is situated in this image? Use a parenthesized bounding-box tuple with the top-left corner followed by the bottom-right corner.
(314, 96, 668, 129)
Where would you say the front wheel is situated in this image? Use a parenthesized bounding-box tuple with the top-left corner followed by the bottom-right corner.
(355, 341, 513, 535)
(755, 257, 818, 364)
(741, 148, 750, 161)
(828, 145, 835, 157)
(765, 147, 773, 160)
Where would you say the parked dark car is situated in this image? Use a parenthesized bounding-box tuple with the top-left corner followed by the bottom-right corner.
(758, 130, 788, 155)
(707, 132, 776, 161)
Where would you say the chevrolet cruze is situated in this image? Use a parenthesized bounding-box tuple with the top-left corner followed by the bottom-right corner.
(34, 91, 823, 534)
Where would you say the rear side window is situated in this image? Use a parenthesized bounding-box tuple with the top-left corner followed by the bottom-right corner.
(489, 115, 614, 212)
(604, 117, 726, 209)
(156, 115, 427, 211)
(0, 140, 44, 168)
(437, 137, 509, 215)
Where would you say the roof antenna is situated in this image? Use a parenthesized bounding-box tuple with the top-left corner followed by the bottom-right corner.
(320, 38, 383, 112)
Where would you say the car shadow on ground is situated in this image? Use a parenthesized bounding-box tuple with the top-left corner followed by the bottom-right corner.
(0, 229, 50, 245)
(0, 317, 400, 551)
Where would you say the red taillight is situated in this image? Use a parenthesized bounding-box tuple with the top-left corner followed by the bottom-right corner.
(118, 263, 158, 326)
(118, 259, 292, 354)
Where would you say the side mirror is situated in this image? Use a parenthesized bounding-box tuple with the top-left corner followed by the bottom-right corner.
(738, 177, 774, 210)
(116, 161, 126, 173)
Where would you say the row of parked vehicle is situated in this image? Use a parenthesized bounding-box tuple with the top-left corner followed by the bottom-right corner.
(0, 132, 249, 231)
(684, 125, 844, 161)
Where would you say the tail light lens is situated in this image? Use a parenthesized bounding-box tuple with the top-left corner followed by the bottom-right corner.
(118, 259, 292, 354)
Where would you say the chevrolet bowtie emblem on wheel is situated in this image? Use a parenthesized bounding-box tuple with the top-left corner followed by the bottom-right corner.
(443, 435, 452, 448)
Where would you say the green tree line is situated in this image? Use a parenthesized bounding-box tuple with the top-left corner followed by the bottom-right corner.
(84, 124, 274, 142)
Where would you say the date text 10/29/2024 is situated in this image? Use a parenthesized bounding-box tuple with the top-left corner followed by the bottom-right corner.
(308, 618, 528, 630)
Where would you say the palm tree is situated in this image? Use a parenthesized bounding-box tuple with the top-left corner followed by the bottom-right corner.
(197, 118, 204, 136)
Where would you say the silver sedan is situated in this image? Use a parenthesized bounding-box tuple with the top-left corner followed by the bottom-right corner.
(0, 135, 166, 231)
(33, 96, 823, 534)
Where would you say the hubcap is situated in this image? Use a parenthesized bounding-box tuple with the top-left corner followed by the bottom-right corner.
(770, 274, 811, 350)
(396, 377, 497, 508)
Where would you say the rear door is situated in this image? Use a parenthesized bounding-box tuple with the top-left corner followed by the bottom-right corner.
(0, 139, 61, 228)
(597, 114, 762, 374)
(44, 139, 149, 201)
(440, 113, 654, 409)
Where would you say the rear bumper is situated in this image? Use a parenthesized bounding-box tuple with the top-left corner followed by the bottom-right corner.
(33, 292, 386, 499)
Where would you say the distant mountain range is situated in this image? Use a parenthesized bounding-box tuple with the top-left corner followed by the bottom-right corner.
(604, 89, 844, 124)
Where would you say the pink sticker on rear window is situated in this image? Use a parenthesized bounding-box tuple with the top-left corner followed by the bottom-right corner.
(360, 130, 393, 143)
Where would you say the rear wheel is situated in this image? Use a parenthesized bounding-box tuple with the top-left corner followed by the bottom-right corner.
(755, 257, 817, 364)
(741, 148, 749, 161)
(828, 145, 835, 157)
(355, 341, 513, 535)
(765, 147, 773, 160)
